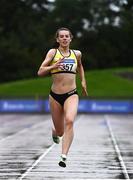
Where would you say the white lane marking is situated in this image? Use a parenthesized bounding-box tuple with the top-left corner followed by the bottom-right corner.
(104, 115, 130, 180)
(18, 143, 56, 180)
(18, 115, 83, 179)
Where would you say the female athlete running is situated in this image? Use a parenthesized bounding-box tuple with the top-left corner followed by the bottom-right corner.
(38, 27, 88, 167)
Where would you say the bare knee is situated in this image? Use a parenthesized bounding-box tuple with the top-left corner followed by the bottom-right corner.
(65, 117, 74, 128)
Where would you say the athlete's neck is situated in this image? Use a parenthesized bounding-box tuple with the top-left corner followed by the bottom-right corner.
(58, 46, 70, 57)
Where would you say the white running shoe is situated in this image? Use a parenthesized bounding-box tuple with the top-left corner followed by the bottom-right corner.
(58, 154, 67, 168)
(52, 135, 60, 144)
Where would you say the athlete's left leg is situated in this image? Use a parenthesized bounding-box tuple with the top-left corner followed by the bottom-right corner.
(62, 94, 79, 156)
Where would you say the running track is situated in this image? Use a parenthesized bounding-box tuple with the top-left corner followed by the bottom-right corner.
(0, 114, 133, 180)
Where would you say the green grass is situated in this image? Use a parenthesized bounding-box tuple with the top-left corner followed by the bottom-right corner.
(0, 67, 133, 98)
(82, 67, 133, 98)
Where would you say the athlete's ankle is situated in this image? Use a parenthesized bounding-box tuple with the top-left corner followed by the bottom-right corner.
(61, 154, 67, 159)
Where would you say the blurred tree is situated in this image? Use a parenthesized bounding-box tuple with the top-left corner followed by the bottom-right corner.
(0, 0, 51, 82)
(44, 0, 133, 70)
(0, 0, 132, 82)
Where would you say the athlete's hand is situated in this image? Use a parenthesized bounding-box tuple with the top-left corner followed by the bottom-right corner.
(51, 58, 64, 69)
(81, 81, 88, 96)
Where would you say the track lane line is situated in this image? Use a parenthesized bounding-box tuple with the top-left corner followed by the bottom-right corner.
(104, 115, 130, 180)
(18, 143, 56, 180)
(17, 115, 83, 180)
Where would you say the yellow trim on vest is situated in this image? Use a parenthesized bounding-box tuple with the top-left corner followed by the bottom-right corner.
(50, 49, 77, 74)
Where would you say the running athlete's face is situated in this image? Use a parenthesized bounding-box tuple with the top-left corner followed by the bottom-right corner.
(57, 30, 71, 47)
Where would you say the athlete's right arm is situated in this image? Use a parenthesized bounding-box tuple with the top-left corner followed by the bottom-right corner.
(37, 49, 63, 77)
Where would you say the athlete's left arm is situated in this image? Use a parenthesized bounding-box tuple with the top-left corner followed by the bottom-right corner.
(76, 50, 88, 96)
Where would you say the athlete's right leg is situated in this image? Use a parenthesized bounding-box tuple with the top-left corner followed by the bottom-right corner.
(49, 95, 64, 139)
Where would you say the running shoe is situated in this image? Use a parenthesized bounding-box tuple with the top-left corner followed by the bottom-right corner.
(58, 154, 67, 167)
(52, 135, 60, 144)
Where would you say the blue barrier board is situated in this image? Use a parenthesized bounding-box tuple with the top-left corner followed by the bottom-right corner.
(78, 100, 130, 113)
(0, 99, 132, 113)
(0, 100, 43, 112)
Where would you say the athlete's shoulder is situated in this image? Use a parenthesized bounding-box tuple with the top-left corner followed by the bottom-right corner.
(46, 48, 57, 59)
(47, 48, 57, 55)
(72, 49, 82, 59)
